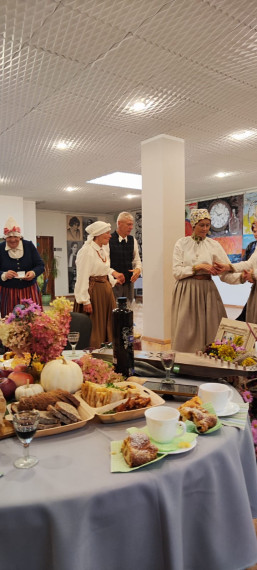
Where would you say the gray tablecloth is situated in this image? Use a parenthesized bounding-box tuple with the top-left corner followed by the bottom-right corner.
(0, 379, 257, 570)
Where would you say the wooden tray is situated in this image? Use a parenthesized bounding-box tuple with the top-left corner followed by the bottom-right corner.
(5, 399, 94, 439)
(0, 419, 15, 439)
(75, 381, 165, 423)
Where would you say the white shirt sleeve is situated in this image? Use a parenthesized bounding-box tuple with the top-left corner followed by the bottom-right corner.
(132, 238, 142, 272)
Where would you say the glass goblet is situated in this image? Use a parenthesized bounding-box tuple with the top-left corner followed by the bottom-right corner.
(160, 351, 176, 383)
(67, 331, 80, 355)
(13, 410, 40, 469)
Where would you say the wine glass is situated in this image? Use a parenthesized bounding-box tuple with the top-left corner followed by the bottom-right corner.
(13, 411, 40, 469)
(67, 331, 80, 355)
(160, 351, 176, 383)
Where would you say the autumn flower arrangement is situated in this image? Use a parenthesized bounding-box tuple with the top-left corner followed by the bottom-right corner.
(205, 335, 256, 366)
(0, 297, 72, 365)
(76, 353, 123, 384)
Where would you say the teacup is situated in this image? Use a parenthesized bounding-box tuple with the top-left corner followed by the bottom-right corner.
(198, 383, 233, 413)
(144, 406, 186, 444)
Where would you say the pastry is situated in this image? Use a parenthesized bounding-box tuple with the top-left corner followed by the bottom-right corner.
(121, 433, 158, 467)
(178, 397, 217, 433)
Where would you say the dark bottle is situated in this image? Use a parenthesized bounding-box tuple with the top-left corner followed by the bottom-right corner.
(112, 297, 134, 378)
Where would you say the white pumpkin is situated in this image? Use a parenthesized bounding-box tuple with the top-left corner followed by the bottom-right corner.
(40, 357, 83, 393)
(15, 382, 44, 401)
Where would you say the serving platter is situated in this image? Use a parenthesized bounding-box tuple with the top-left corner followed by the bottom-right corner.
(75, 381, 165, 423)
(5, 398, 94, 438)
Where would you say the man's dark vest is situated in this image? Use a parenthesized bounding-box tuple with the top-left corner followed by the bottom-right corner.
(109, 231, 134, 283)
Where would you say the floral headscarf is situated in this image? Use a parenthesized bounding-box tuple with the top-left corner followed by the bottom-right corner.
(190, 209, 211, 228)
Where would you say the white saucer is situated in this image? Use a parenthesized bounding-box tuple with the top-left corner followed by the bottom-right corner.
(157, 439, 197, 455)
(216, 401, 240, 417)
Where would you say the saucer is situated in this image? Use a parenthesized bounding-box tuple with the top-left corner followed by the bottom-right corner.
(216, 401, 240, 417)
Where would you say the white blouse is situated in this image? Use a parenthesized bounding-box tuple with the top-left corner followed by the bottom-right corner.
(74, 241, 115, 305)
(173, 236, 234, 281)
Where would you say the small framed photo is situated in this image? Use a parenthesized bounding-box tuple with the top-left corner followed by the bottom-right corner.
(215, 318, 257, 351)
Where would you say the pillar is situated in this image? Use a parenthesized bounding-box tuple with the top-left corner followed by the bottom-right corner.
(141, 134, 185, 343)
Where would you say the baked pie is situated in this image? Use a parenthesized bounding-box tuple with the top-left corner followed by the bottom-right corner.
(178, 397, 217, 433)
(121, 433, 158, 467)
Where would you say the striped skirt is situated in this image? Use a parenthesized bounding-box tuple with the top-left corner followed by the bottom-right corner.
(0, 284, 43, 318)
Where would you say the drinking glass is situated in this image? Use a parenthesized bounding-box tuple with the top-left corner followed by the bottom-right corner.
(67, 331, 80, 355)
(160, 351, 176, 383)
(13, 411, 40, 469)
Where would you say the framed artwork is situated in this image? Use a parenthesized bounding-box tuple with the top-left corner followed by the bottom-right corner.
(67, 215, 83, 241)
(198, 195, 243, 238)
(215, 318, 257, 352)
(243, 190, 257, 234)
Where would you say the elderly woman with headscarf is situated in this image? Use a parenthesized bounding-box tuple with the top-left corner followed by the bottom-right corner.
(0, 217, 45, 317)
(171, 208, 235, 353)
(74, 221, 124, 348)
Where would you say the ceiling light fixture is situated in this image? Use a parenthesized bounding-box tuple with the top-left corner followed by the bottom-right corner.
(65, 186, 77, 192)
(54, 141, 73, 150)
(230, 130, 255, 141)
(129, 100, 153, 112)
(126, 194, 137, 199)
(87, 172, 142, 190)
(215, 172, 232, 178)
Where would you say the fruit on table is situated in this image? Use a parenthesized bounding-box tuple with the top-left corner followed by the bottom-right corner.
(0, 377, 16, 400)
(41, 357, 83, 393)
(0, 368, 13, 378)
(8, 371, 34, 387)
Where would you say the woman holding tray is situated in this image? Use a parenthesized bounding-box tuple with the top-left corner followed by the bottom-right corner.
(171, 208, 239, 353)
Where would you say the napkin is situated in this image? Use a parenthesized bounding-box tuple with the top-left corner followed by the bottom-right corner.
(219, 402, 249, 430)
(110, 440, 166, 472)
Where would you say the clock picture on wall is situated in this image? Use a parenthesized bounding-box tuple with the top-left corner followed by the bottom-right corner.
(209, 199, 231, 232)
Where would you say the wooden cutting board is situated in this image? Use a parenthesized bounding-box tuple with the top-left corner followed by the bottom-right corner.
(0, 419, 15, 439)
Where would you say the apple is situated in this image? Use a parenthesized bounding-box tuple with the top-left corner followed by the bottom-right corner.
(13, 364, 29, 373)
(0, 369, 9, 379)
(0, 377, 16, 400)
(8, 371, 34, 387)
(1, 367, 14, 377)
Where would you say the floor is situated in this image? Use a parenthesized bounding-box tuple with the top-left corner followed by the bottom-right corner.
(133, 302, 257, 570)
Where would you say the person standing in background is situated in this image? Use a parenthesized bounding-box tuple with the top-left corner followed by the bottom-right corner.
(236, 221, 257, 321)
(108, 212, 142, 305)
(68, 241, 78, 293)
(0, 216, 44, 317)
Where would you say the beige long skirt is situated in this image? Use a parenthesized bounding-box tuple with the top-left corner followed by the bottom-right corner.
(171, 278, 227, 353)
(246, 283, 257, 324)
(74, 280, 116, 349)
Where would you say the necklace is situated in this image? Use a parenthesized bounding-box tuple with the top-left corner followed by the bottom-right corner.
(96, 249, 107, 262)
(191, 234, 205, 243)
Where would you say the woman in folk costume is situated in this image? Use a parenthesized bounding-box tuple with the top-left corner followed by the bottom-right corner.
(74, 221, 124, 348)
(0, 217, 45, 317)
(171, 209, 238, 353)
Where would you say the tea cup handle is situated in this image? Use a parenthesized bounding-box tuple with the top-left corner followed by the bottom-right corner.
(176, 421, 186, 438)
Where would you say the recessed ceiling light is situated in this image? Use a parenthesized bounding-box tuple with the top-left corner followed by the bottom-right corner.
(215, 172, 232, 178)
(230, 130, 255, 141)
(54, 141, 73, 150)
(129, 100, 153, 112)
(126, 194, 137, 199)
(65, 186, 77, 192)
(87, 172, 142, 190)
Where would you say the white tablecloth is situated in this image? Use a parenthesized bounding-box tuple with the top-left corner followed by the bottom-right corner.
(0, 379, 257, 570)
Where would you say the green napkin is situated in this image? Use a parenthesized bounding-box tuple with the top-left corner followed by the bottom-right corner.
(128, 426, 198, 453)
(184, 402, 222, 434)
(111, 440, 166, 472)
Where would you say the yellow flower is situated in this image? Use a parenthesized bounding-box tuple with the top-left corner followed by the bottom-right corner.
(242, 357, 255, 367)
(217, 345, 236, 361)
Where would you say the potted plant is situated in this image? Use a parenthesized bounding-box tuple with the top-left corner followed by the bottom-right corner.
(37, 252, 58, 305)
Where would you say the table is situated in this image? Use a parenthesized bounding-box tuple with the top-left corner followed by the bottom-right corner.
(0, 378, 257, 570)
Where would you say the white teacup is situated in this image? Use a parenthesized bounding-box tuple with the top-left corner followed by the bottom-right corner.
(198, 383, 233, 413)
(144, 406, 186, 443)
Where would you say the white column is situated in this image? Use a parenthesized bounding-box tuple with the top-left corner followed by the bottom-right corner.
(141, 134, 185, 343)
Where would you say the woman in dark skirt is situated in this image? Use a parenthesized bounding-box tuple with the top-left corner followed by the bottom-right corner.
(0, 217, 45, 317)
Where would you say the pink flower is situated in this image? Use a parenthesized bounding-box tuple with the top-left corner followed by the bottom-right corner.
(241, 390, 253, 403)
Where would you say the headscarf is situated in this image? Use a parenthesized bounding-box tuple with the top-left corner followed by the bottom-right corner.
(86, 221, 111, 243)
(190, 209, 211, 228)
(3, 217, 22, 238)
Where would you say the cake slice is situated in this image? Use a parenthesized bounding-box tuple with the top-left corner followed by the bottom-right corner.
(121, 433, 158, 467)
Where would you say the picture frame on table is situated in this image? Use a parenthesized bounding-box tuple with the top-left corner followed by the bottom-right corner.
(215, 318, 257, 352)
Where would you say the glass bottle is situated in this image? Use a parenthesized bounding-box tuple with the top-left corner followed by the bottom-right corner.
(112, 297, 134, 378)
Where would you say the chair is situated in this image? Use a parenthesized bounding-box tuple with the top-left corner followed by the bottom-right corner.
(64, 312, 92, 350)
